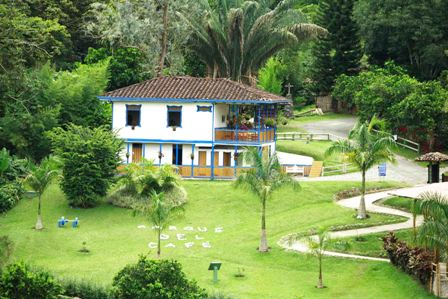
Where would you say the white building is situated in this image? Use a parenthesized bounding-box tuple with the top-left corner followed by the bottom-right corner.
(99, 76, 292, 178)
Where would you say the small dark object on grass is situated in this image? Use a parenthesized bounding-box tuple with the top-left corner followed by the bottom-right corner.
(354, 236, 367, 242)
(234, 267, 245, 278)
(79, 241, 90, 253)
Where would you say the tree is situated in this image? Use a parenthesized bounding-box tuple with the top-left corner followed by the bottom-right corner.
(0, 262, 63, 299)
(355, 0, 448, 80)
(112, 256, 206, 299)
(182, 0, 325, 83)
(86, 0, 198, 76)
(308, 228, 330, 289)
(311, 0, 362, 94)
(48, 124, 123, 208)
(0, 61, 110, 161)
(85, 47, 147, 90)
(325, 121, 396, 219)
(235, 148, 299, 252)
(135, 191, 175, 259)
(258, 57, 286, 95)
(25, 156, 60, 230)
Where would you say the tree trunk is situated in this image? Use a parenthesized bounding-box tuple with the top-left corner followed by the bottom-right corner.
(157, 0, 169, 77)
(428, 130, 435, 152)
(35, 194, 43, 230)
(259, 197, 269, 252)
(317, 255, 324, 288)
(412, 199, 417, 244)
(157, 228, 161, 259)
(357, 170, 367, 219)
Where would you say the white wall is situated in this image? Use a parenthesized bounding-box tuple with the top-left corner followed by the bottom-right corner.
(113, 102, 215, 142)
(214, 104, 229, 128)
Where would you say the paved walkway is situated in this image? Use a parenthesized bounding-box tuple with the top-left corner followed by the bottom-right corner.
(297, 115, 431, 184)
(278, 186, 424, 262)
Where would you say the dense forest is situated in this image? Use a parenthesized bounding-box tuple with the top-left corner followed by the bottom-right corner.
(1, 0, 447, 162)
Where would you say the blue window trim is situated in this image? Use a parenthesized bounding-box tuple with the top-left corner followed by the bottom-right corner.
(197, 105, 212, 112)
(126, 104, 142, 127)
(167, 105, 182, 128)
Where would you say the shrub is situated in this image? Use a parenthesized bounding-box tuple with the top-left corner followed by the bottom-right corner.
(0, 182, 22, 213)
(48, 124, 124, 208)
(0, 236, 13, 269)
(61, 278, 111, 299)
(112, 256, 206, 299)
(108, 163, 187, 209)
(0, 262, 63, 299)
(383, 232, 433, 285)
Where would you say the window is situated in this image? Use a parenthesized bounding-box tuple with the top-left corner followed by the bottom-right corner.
(197, 105, 212, 112)
(126, 105, 141, 127)
(167, 106, 182, 127)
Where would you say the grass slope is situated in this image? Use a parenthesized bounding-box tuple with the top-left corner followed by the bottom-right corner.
(0, 181, 433, 299)
(327, 229, 415, 259)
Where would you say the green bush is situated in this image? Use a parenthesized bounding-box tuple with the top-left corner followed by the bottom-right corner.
(112, 256, 206, 299)
(0, 183, 22, 213)
(0, 262, 63, 299)
(48, 124, 124, 208)
(0, 236, 13, 269)
(61, 278, 111, 299)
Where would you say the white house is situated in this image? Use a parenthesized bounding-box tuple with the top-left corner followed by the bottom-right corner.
(99, 76, 294, 178)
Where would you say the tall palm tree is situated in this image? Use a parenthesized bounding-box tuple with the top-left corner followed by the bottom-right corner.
(417, 192, 448, 263)
(180, 0, 325, 82)
(325, 121, 396, 219)
(235, 147, 299, 252)
(25, 157, 60, 230)
(137, 191, 175, 259)
(308, 227, 330, 289)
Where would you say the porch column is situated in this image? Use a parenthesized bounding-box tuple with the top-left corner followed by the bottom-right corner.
(191, 144, 195, 178)
(211, 145, 215, 180)
(235, 105, 239, 143)
(126, 143, 130, 164)
(159, 144, 162, 165)
(258, 104, 261, 143)
(234, 145, 238, 177)
(274, 104, 278, 142)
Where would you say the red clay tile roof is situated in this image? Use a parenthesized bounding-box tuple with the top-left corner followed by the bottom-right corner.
(103, 76, 289, 103)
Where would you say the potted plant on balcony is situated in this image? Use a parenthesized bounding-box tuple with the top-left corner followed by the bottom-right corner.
(265, 118, 276, 128)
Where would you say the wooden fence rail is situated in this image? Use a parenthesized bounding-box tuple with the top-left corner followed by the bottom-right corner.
(277, 132, 343, 142)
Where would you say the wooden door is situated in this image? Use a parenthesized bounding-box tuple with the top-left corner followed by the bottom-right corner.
(223, 152, 231, 167)
(132, 143, 143, 163)
(213, 152, 219, 166)
(198, 151, 207, 166)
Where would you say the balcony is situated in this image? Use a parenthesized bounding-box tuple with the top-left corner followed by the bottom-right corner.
(215, 128, 275, 144)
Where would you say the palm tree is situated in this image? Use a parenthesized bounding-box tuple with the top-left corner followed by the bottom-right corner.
(25, 157, 60, 230)
(308, 228, 330, 289)
(235, 147, 299, 252)
(417, 192, 448, 262)
(135, 191, 175, 259)
(180, 0, 325, 82)
(325, 121, 396, 219)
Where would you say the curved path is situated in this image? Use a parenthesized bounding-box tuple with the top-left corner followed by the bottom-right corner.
(279, 187, 424, 262)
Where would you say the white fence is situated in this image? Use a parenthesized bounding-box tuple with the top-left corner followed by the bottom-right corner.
(277, 132, 343, 142)
(322, 163, 358, 176)
(371, 129, 420, 152)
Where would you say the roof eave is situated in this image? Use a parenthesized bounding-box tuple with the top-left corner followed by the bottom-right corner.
(97, 96, 290, 104)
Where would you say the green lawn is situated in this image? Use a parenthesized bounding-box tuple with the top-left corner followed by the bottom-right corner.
(277, 113, 353, 133)
(0, 181, 433, 298)
(326, 229, 415, 258)
(276, 140, 357, 175)
(380, 196, 415, 213)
